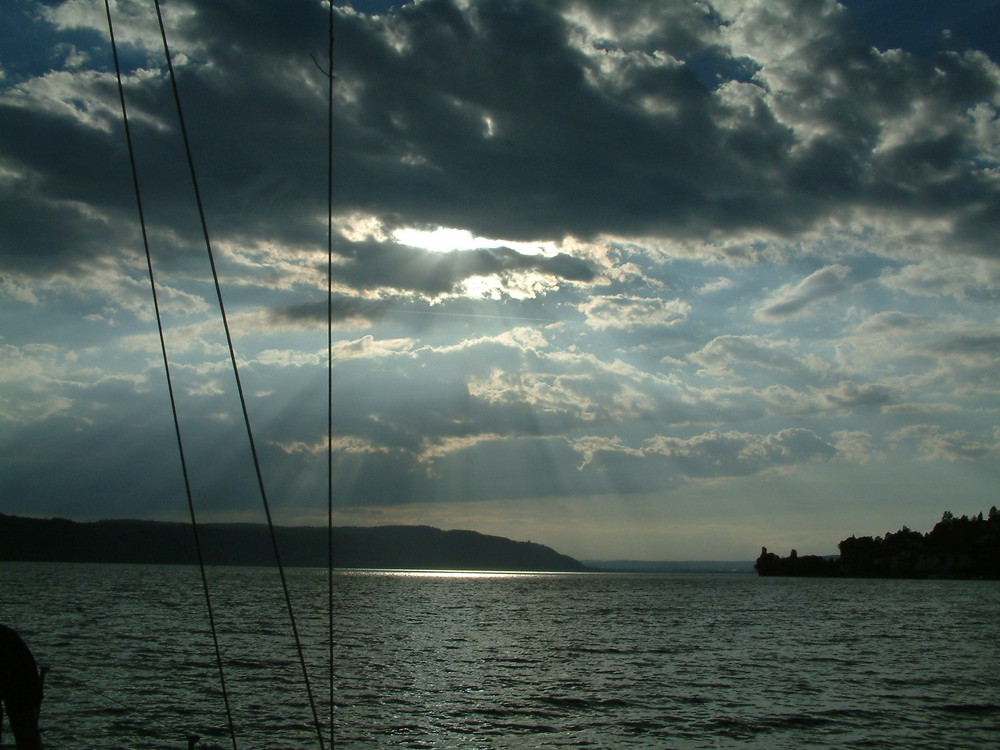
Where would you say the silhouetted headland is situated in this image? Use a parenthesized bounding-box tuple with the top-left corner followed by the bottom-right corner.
(756, 508, 1000, 579)
(0, 514, 589, 572)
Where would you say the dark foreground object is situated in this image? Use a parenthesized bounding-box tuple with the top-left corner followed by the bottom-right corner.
(0, 624, 43, 750)
(756, 509, 1000, 579)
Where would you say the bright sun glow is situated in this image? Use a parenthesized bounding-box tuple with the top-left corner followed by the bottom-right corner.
(343, 569, 553, 579)
(393, 226, 555, 256)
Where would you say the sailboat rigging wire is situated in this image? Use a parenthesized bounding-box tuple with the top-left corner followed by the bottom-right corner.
(150, 1, 326, 747)
(102, 2, 237, 747)
(325, 1, 337, 747)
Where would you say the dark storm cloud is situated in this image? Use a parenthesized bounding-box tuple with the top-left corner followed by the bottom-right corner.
(273, 294, 390, 326)
(854, 310, 923, 333)
(331, 0, 779, 240)
(334, 239, 594, 296)
(932, 333, 1000, 358)
(0, 101, 142, 272)
(3, 0, 998, 286)
(327, 0, 1000, 253)
(821, 380, 895, 410)
(268, 238, 594, 326)
(0, 0, 332, 279)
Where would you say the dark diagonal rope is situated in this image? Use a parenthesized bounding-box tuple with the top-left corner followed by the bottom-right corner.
(102, 2, 237, 747)
(326, 1, 337, 747)
(150, 2, 325, 747)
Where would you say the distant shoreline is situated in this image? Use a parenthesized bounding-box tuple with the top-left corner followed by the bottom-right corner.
(0, 514, 590, 572)
(583, 560, 755, 574)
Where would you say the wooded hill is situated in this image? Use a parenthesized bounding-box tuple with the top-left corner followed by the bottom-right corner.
(0, 514, 589, 572)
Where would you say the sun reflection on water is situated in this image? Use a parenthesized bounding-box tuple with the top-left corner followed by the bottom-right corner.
(342, 568, 556, 579)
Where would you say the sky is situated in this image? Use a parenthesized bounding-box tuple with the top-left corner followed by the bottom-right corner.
(1, 0, 999, 561)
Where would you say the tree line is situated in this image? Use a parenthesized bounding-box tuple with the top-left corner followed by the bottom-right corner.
(756, 508, 1000, 579)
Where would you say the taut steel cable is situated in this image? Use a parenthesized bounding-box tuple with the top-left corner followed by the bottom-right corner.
(150, 1, 326, 746)
(326, 0, 338, 747)
(102, 1, 238, 747)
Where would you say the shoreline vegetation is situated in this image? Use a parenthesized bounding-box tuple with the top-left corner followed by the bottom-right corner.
(756, 509, 1000, 580)
(0, 514, 589, 572)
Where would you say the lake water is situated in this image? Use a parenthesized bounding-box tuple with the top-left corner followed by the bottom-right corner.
(1, 562, 998, 749)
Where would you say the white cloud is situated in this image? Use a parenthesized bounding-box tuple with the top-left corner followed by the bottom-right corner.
(579, 295, 690, 330)
(833, 430, 884, 463)
(691, 335, 830, 380)
(418, 433, 506, 463)
(756, 265, 854, 321)
(820, 380, 895, 411)
(572, 427, 836, 480)
(571, 435, 642, 469)
(255, 349, 323, 368)
(468, 368, 605, 421)
(272, 435, 391, 457)
(880, 258, 1000, 301)
(697, 277, 735, 294)
(891, 424, 1000, 461)
(334, 335, 415, 361)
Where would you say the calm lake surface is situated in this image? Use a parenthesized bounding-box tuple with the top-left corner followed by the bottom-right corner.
(1, 562, 998, 749)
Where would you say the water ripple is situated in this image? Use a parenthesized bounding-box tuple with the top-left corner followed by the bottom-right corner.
(2, 563, 998, 749)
